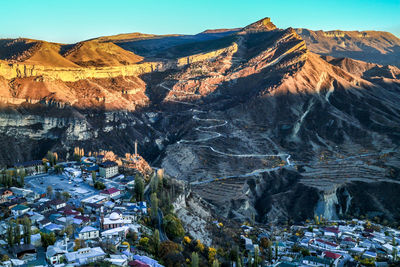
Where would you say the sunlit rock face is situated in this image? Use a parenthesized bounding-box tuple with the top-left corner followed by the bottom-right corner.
(1, 18, 400, 223)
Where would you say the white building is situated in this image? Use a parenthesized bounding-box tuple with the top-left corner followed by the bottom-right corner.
(78, 226, 99, 240)
(65, 247, 106, 265)
(46, 235, 69, 265)
(100, 188, 121, 199)
(99, 161, 118, 178)
(102, 212, 131, 230)
(81, 194, 108, 205)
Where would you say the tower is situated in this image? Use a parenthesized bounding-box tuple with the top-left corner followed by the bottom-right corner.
(135, 140, 138, 155)
(63, 232, 69, 251)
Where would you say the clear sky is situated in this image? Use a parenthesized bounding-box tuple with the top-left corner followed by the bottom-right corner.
(1, 0, 399, 43)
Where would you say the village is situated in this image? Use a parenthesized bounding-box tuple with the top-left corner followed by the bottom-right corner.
(0, 146, 399, 267)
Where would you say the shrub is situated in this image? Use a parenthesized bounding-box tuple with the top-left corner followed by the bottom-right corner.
(163, 214, 185, 239)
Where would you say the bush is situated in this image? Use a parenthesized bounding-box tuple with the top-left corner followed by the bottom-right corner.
(163, 214, 185, 239)
(159, 240, 179, 259)
(208, 247, 217, 263)
(183, 236, 192, 245)
(94, 182, 106, 190)
(139, 237, 149, 247)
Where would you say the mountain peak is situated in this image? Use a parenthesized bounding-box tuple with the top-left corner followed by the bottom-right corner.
(242, 17, 277, 33)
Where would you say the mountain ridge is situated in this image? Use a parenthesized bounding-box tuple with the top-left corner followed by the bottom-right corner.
(0, 18, 399, 224)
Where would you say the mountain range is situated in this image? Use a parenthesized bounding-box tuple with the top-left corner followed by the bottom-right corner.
(0, 17, 399, 226)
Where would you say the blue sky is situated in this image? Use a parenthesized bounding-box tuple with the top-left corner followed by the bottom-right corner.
(1, 0, 399, 43)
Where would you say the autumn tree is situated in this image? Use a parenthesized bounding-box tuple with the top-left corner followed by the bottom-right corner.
(159, 240, 179, 260)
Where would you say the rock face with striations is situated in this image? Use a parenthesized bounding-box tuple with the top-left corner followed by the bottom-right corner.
(0, 18, 400, 224)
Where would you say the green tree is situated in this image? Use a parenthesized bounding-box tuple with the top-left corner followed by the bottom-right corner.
(13, 222, 21, 245)
(54, 164, 64, 174)
(150, 193, 159, 222)
(134, 174, 144, 201)
(47, 151, 57, 167)
(267, 240, 273, 263)
(6, 222, 14, 247)
(94, 181, 106, 190)
(22, 217, 31, 245)
(40, 232, 56, 248)
(62, 191, 71, 201)
(163, 214, 185, 239)
(301, 248, 310, 257)
(17, 168, 26, 186)
(229, 247, 238, 263)
(91, 171, 96, 184)
(253, 246, 261, 267)
(47, 186, 53, 198)
(1, 254, 10, 262)
(212, 259, 220, 267)
(151, 229, 160, 256)
(191, 252, 199, 267)
(151, 175, 157, 193)
(237, 255, 243, 267)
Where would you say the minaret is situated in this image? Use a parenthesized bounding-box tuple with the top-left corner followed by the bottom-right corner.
(100, 206, 104, 230)
(135, 140, 138, 155)
(63, 233, 69, 252)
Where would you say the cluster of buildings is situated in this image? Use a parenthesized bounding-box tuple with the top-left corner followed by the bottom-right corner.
(241, 219, 400, 266)
(0, 156, 164, 267)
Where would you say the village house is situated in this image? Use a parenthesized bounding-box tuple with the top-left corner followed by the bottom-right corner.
(100, 187, 121, 199)
(11, 244, 37, 261)
(312, 238, 340, 250)
(82, 194, 108, 206)
(99, 161, 119, 178)
(49, 199, 67, 210)
(302, 256, 333, 267)
(323, 227, 342, 238)
(65, 247, 106, 265)
(11, 204, 30, 216)
(322, 251, 342, 266)
(78, 226, 99, 240)
(14, 160, 45, 175)
(0, 189, 13, 204)
(46, 245, 67, 265)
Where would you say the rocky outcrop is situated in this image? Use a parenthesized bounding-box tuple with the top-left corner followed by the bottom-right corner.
(296, 28, 400, 67)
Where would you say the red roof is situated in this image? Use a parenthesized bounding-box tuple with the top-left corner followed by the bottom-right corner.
(100, 187, 120, 195)
(74, 215, 91, 222)
(316, 239, 339, 247)
(63, 209, 80, 216)
(343, 237, 355, 242)
(324, 227, 340, 234)
(324, 251, 342, 260)
(129, 260, 150, 267)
